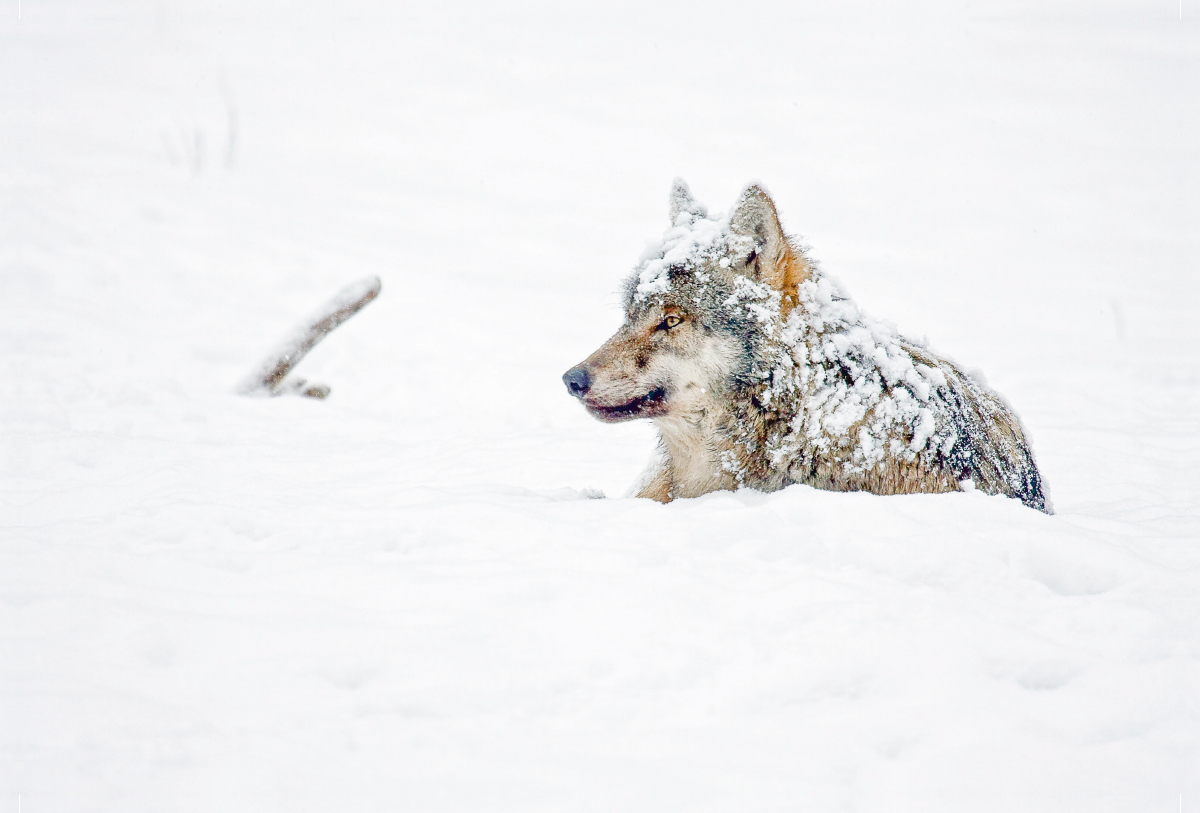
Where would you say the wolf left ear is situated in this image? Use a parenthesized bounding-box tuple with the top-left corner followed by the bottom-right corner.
(729, 184, 791, 290)
(669, 178, 707, 225)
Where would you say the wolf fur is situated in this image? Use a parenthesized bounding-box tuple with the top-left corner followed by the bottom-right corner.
(563, 180, 1050, 512)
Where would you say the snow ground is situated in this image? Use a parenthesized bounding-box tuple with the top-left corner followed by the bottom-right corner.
(2, 1, 1198, 810)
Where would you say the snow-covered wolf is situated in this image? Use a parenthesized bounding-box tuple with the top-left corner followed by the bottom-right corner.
(563, 181, 1049, 512)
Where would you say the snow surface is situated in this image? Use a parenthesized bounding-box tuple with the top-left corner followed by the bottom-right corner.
(2, 1, 1199, 811)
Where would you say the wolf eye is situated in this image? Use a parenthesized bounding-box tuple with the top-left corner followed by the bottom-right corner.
(663, 314, 683, 329)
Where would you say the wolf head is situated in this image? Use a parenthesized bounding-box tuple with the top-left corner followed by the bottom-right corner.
(563, 180, 809, 424)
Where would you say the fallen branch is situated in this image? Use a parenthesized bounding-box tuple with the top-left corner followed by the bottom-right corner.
(237, 275, 382, 398)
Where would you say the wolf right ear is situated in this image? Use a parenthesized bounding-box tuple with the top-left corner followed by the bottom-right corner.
(729, 184, 791, 290)
(668, 178, 707, 225)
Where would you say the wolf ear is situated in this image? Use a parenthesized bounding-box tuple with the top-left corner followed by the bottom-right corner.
(668, 178, 707, 225)
(729, 184, 791, 291)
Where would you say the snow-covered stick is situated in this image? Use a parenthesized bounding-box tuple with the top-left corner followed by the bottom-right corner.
(237, 275, 382, 398)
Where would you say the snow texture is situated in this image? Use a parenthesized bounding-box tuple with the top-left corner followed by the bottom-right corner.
(635, 210, 726, 300)
(790, 274, 955, 466)
(2, 2, 1198, 812)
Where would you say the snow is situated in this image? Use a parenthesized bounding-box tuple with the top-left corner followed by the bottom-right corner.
(789, 271, 966, 474)
(2, 1, 1198, 811)
(635, 209, 725, 300)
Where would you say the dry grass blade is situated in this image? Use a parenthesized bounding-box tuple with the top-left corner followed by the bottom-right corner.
(237, 275, 382, 397)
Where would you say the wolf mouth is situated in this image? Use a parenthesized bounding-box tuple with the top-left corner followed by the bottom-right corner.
(585, 386, 668, 422)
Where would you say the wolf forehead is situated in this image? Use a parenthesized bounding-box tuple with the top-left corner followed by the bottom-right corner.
(619, 225, 752, 317)
(619, 262, 730, 316)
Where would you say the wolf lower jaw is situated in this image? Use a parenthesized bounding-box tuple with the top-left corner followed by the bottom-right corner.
(584, 386, 669, 423)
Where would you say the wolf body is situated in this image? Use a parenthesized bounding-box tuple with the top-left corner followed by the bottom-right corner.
(563, 181, 1050, 512)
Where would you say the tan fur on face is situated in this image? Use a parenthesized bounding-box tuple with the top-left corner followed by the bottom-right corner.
(577, 321, 659, 410)
(579, 307, 741, 418)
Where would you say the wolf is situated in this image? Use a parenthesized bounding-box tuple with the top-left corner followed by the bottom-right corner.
(562, 180, 1050, 512)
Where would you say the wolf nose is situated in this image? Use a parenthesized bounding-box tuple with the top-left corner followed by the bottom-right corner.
(563, 367, 591, 398)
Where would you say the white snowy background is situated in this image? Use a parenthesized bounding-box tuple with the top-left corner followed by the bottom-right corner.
(2, 1, 1198, 810)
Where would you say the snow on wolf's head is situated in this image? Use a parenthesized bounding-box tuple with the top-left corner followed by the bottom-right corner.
(562, 179, 810, 423)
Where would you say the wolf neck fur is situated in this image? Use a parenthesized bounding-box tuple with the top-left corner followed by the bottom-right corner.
(653, 400, 738, 499)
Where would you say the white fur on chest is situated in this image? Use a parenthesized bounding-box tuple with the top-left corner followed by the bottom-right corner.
(654, 399, 734, 499)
